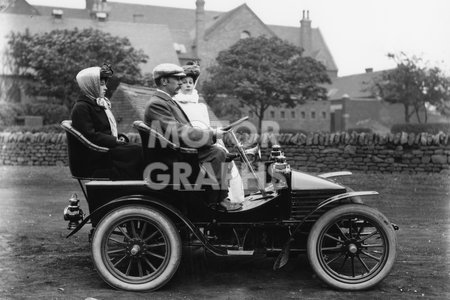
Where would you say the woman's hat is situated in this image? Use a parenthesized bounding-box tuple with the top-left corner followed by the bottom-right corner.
(182, 61, 201, 82)
(100, 63, 114, 81)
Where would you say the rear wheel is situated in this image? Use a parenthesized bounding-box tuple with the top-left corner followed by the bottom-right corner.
(91, 206, 181, 291)
(307, 204, 396, 290)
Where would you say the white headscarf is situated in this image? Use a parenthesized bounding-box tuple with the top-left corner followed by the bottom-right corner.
(76, 67, 118, 137)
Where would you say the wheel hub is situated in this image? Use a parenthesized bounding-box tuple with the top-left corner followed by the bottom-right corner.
(127, 238, 144, 256)
(348, 243, 357, 254)
(130, 244, 141, 256)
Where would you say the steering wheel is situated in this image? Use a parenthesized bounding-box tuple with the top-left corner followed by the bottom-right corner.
(221, 116, 249, 132)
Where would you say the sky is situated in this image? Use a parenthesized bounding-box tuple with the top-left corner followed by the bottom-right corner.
(27, 0, 450, 76)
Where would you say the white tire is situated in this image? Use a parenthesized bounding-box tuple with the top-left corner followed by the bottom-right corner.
(307, 204, 396, 290)
(91, 205, 181, 291)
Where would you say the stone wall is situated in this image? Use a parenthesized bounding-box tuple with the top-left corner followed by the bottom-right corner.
(1, 131, 449, 173)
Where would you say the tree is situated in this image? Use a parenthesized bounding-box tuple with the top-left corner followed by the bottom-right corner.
(202, 36, 331, 132)
(5, 27, 149, 108)
(371, 53, 450, 123)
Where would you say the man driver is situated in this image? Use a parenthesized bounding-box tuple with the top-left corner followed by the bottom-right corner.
(144, 63, 242, 211)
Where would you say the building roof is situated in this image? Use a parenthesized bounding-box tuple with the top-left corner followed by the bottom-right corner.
(29, 1, 336, 73)
(0, 13, 179, 75)
(269, 25, 337, 72)
(4, 1, 338, 78)
(204, 4, 276, 39)
(327, 70, 386, 100)
(0, 0, 40, 15)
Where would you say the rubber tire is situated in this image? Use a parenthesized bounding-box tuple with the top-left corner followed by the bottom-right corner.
(307, 204, 397, 291)
(91, 205, 181, 291)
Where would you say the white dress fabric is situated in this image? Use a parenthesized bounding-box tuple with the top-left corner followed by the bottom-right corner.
(173, 90, 245, 203)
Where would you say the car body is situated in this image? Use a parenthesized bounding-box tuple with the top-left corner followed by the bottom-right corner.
(62, 119, 398, 292)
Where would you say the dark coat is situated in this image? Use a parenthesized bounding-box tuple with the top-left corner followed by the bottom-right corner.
(144, 90, 227, 203)
(71, 95, 143, 180)
(144, 90, 216, 148)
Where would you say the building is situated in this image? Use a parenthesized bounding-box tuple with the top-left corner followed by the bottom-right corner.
(326, 69, 449, 133)
(1, 0, 338, 131)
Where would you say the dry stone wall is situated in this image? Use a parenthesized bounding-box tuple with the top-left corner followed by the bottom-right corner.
(1, 131, 449, 173)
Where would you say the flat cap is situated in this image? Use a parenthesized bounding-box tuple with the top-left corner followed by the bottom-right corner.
(152, 63, 186, 80)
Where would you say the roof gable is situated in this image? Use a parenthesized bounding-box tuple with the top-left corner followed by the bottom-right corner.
(0, 13, 179, 74)
(1, 0, 40, 14)
(204, 4, 275, 39)
(327, 71, 387, 100)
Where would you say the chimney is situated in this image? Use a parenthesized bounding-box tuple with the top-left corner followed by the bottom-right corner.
(300, 10, 312, 56)
(85, 0, 94, 10)
(194, 0, 205, 59)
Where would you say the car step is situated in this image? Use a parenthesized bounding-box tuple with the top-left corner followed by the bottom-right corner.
(227, 249, 254, 255)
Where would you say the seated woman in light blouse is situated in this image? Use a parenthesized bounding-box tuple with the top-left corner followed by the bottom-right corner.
(173, 62, 244, 203)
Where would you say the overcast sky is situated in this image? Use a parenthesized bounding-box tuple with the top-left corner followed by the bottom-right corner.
(27, 0, 450, 76)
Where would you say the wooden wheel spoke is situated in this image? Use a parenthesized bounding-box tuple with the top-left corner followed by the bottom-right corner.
(107, 248, 126, 255)
(140, 222, 148, 239)
(143, 257, 157, 272)
(338, 254, 349, 271)
(362, 243, 384, 248)
(321, 245, 343, 252)
(125, 260, 132, 276)
(113, 254, 128, 267)
(145, 250, 165, 260)
(324, 233, 343, 244)
(108, 237, 126, 245)
(351, 256, 355, 277)
(334, 223, 349, 241)
(360, 250, 382, 261)
(145, 242, 166, 248)
(358, 229, 379, 243)
(325, 252, 345, 265)
(355, 222, 366, 239)
(143, 230, 160, 243)
(356, 254, 371, 273)
(137, 260, 144, 277)
(117, 225, 132, 240)
(130, 220, 138, 238)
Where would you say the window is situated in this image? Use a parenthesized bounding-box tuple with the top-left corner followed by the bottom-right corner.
(291, 111, 295, 118)
(311, 111, 316, 119)
(322, 111, 326, 119)
(280, 111, 285, 119)
(301, 111, 306, 119)
(240, 30, 251, 39)
(270, 111, 275, 118)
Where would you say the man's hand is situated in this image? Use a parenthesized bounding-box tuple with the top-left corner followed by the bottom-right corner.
(214, 128, 229, 140)
(116, 136, 127, 145)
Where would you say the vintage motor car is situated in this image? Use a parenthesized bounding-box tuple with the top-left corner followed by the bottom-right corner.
(61, 117, 398, 292)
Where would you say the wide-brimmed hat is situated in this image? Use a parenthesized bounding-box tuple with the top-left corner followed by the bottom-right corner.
(182, 61, 201, 82)
(153, 63, 186, 80)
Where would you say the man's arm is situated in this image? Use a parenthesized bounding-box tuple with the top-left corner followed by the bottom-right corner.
(145, 99, 215, 148)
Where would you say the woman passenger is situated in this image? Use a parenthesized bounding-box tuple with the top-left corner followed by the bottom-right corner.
(71, 64, 143, 180)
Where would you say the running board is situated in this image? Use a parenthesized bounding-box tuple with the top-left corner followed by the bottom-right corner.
(227, 249, 255, 255)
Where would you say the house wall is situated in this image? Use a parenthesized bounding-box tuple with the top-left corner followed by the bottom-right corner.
(244, 100, 330, 132)
(199, 8, 275, 82)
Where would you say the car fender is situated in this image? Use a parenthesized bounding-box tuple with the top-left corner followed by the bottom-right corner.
(66, 194, 228, 256)
(295, 191, 379, 232)
(317, 171, 352, 179)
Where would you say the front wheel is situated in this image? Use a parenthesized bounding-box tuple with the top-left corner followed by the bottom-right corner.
(307, 204, 396, 290)
(91, 205, 181, 291)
